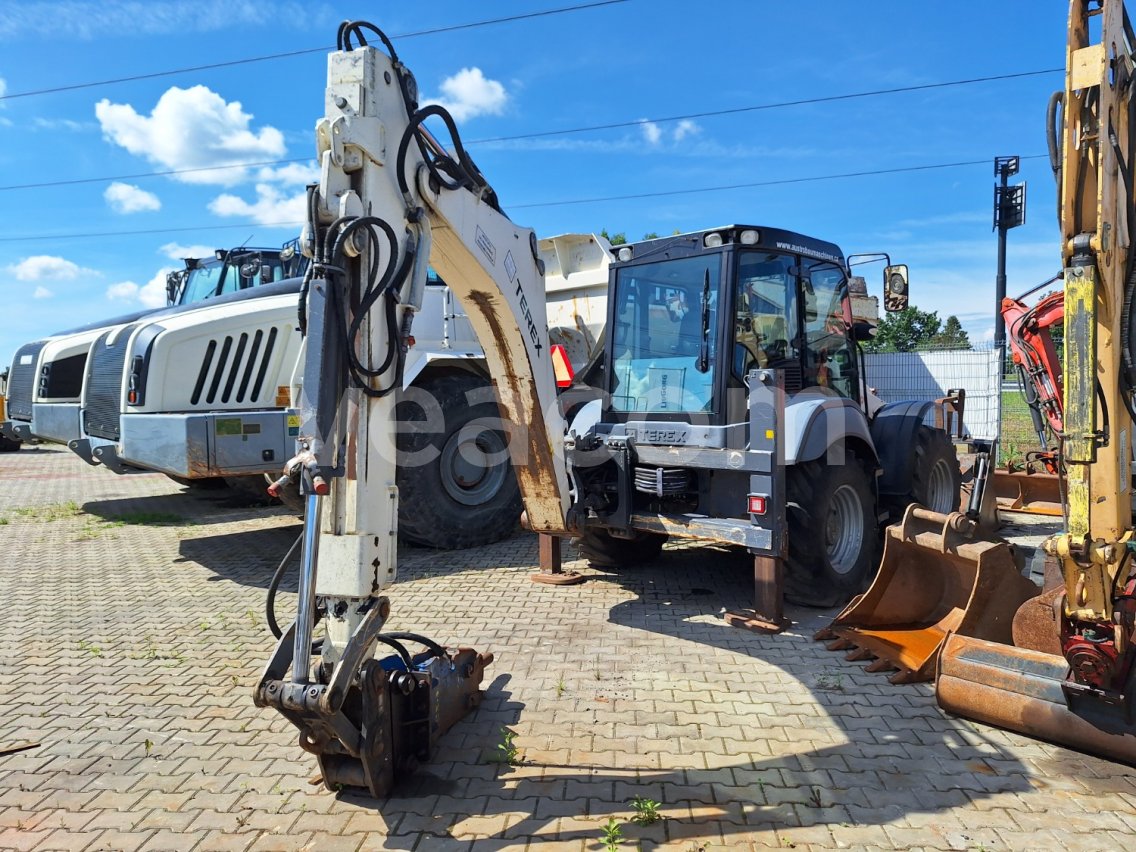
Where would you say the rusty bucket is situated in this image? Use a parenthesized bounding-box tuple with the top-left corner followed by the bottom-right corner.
(937, 633, 1136, 764)
(815, 504, 1039, 683)
(991, 467, 1064, 516)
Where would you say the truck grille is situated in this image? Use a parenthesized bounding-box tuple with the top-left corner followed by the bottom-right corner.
(634, 466, 694, 497)
(83, 326, 136, 440)
(6, 340, 45, 420)
(190, 326, 280, 406)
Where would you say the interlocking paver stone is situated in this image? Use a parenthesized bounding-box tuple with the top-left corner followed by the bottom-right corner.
(1, 447, 1134, 850)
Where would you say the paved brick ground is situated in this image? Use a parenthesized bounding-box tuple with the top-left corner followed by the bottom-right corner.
(1, 445, 1134, 851)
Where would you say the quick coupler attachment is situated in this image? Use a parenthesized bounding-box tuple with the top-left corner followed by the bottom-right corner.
(254, 601, 492, 798)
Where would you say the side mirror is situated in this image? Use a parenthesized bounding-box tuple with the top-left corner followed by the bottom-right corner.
(851, 321, 875, 342)
(883, 264, 909, 312)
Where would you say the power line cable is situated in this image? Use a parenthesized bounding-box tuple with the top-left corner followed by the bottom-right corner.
(469, 69, 1063, 144)
(0, 158, 312, 192)
(510, 155, 1048, 208)
(0, 68, 1061, 193)
(0, 155, 1048, 242)
(0, 1, 629, 101)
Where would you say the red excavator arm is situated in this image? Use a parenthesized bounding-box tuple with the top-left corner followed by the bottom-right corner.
(1002, 289, 1064, 445)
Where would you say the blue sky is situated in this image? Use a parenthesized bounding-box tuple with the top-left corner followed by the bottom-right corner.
(0, 0, 1071, 364)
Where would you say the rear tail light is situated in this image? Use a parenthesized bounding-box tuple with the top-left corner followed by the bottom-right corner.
(127, 356, 145, 405)
(747, 495, 768, 516)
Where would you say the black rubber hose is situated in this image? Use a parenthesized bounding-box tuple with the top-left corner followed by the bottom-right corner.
(1047, 90, 1064, 223)
(373, 635, 414, 670)
(266, 533, 302, 639)
(381, 631, 446, 659)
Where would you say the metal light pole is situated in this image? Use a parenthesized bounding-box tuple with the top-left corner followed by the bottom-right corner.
(993, 156, 1027, 347)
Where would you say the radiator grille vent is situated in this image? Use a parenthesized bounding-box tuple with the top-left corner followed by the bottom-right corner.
(6, 340, 45, 420)
(633, 466, 695, 497)
(83, 326, 136, 440)
(190, 326, 279, 406)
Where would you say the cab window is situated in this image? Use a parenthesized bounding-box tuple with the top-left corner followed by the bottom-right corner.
(802, 260, 856, 400)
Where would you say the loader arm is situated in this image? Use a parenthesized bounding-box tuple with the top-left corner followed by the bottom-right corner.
(254, 22, 568, 796)
(1048, 0, 1136, 696)
(935, 0, 1136, 760)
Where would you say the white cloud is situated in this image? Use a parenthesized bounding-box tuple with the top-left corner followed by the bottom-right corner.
(7, 255, 97, 281)
(159, 242, 216, 261)
(639, 120, 662, 145)
(673, 120, 700, 142)
(106, 281, 140, 300)
(104, 181, 161, 214)
(32, 117, 93, 132)
(106, 268, 172, 309)
(32, 286, 52, 299)
(208, 184, 307, 226)
(425, 68, 507, 122)
(256, 162, 319, 185)
(95, 85, 286, 186)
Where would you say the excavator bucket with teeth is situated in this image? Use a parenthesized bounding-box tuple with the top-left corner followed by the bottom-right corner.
(814, 504, 1038, 683)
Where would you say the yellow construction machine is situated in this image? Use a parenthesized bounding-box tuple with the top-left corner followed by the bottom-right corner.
(824, 0, 1136, 763)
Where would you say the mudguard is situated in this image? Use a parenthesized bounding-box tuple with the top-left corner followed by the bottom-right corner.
(870, 400, 937, 498)
(784, 394, 877, 466)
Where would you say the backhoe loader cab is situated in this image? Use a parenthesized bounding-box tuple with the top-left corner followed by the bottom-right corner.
(567, 225, 960, 606)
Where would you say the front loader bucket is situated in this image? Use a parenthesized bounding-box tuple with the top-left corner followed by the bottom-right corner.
(991, 468, 1064, 516)
(937, 634, 1136, 765)
(815, 504, 1038, 683)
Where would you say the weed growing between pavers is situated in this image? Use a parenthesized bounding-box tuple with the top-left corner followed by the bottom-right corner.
(485, 726, 520, 766)
(4, 500, 194, 540)
(601, 816, 623, 849)
(630, 795, 662, 826)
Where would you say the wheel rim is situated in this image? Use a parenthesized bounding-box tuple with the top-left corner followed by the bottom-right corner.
(439, 424, 509, 506)
(825, 483, 864, 575)
(925, 457, 956, 513)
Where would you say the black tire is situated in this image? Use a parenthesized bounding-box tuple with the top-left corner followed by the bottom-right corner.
(884, 425, 961, 521)
(395, 372, 521, 549)
(223, 475, 280, 506)
(577, 528, 667, 568)
(0, 435, 20, 452)
(785, 450, 878, 607)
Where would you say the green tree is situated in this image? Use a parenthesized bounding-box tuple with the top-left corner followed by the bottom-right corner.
(600, 228, 627, 246)
(930, 315, 971, 350)
(864, 306, 942, 353)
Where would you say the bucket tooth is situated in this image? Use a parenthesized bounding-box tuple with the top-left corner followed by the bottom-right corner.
(845, 647, 876, 662)
(865, 658, 898, 673)
(813, 627, 838, 641)
(815, 504, 1039, 684)
(888, 669, 919, 685)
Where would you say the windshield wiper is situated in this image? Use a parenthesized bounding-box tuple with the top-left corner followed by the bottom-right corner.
(697, 268, 711, 373)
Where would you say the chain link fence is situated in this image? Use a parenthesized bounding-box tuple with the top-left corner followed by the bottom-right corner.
(864, 343, 1007, 445)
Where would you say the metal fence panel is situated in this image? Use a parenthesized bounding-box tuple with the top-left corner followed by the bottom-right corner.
(864, 346, 1002, 440)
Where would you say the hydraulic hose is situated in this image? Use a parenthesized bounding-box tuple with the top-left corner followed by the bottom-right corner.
(266, 533, 302, 639)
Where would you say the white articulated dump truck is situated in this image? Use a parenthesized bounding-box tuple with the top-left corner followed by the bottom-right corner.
(68, 233, 613, 549)
(1, 246, 298, 449)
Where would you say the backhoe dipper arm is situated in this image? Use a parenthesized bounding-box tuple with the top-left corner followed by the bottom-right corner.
(1002, 289, 1065, 445)
(255, 22, 566, 797)
(1047, 0, 1136, 699)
